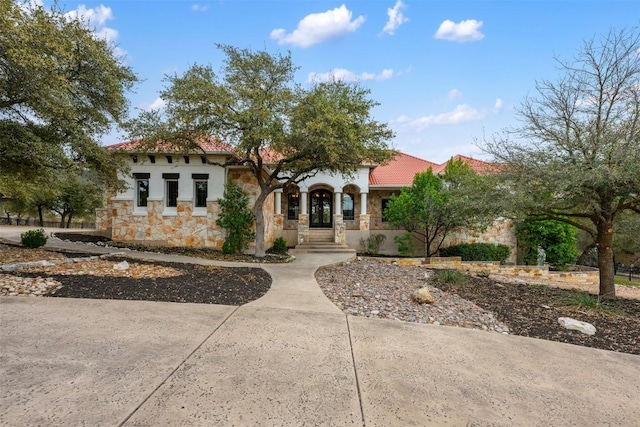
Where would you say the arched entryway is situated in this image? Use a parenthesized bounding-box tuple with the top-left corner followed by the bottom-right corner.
(310, 189, 333, 228)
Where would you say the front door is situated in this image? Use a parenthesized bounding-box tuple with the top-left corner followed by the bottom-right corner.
(310, 189, 333, 228)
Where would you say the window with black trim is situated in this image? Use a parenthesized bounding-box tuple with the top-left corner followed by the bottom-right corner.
(287, 193, 299, 220)
(194, 181, 207, 207)
(381, 199, 390, 222)
(136, 179, 148, 207)
(163, 173, 179, 208)
(133, 173, 150, 207)
(342, 193, 355, 220)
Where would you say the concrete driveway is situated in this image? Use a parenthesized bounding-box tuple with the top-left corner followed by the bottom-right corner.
(1, 226, 639, 426)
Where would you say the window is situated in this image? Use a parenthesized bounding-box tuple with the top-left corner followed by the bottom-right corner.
(195, 181, 207, 207)
(287, 193, 299, 220)
(133, 173, 150, 208)
(136, 179, 149, 207)
(342, 193, 355, 220)
(381, 199, 390, 222)
(192, 174, 209, 208)
(163, 173, 179, 208)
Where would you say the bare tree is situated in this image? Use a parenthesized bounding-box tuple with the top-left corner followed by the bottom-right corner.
(483, 28, 640, 297)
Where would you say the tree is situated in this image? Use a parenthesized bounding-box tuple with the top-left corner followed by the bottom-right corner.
(216, 182, 255, 254)
(516, 220, 578, 268)
(384, 159, 496, 257)
(482, 28, 640, 297)
(52, 175, 103, 228)
(0, 0, 136, 191)
(126, 45, 395, 257)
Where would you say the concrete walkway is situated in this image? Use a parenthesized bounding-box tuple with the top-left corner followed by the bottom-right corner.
(1, 227, 639, 426)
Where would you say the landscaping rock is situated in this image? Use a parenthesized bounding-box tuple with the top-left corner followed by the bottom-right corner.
(412, 287, 435, 304)
(113, 260, 130, 271)
(558, 317, 596, 335)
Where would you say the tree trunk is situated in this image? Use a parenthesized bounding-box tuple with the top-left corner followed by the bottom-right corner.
(38, 206, 44, 227)
(596, 219, 616, 298)
(59, 214, 66, 228)
(253, 193, 268, 258)
(66, 213, 73, 228)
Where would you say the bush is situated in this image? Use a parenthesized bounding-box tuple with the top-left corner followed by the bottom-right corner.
(394, 232, 416, 256)
(434, 269, 468, 285)
(21, 228, 48, 248)
(439, 243, 510, 264)
(360, 234, 386, 255)
(216, 182, 255, 254)
(516, 219, 578, 268)
(272, 237, 288, 254)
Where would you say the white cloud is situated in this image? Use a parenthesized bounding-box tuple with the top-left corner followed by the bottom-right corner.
(270, 4, 365, 48)
(191, 4, 209, 12)
(493, 98, 503, 111)
(448, 89, 462, 100)
(144, 97, 166, 111)
(393, 104, 485, 130)
(434, 19, 484, 43)
(65, 5, 127, 58)
(308, 68, 394, 83)
(382, 0, 408, 35)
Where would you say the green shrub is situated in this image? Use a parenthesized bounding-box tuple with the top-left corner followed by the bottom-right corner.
(360, 234, 386, 255)
(216, 182, 255, 254)
(394, 232, 416, 256)
(434, 269, 468, 285)
(439, 243, 510, 264)
(516, 219, 578, 268)
(21, 228, 48, 248)
(272, 237, 288, 254)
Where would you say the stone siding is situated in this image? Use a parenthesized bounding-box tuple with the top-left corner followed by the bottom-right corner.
(442, 218, 518, 263)
(109, 200, 224, 248)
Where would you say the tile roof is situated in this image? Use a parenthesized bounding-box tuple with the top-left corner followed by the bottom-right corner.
(369, 152, 439, 186)
(369, 153, 497, 186)
(105, 136, 234, 154)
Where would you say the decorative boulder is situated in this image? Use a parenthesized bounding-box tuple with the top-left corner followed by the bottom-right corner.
(412, 287, 435, 304)
(113, 260, 130, 271)
(558, 317, 596, 336)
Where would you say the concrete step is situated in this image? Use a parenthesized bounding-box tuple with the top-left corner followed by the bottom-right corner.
(290, 242, 356, 254)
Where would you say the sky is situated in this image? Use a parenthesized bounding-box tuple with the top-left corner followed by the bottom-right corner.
(43, 0, 640, 163)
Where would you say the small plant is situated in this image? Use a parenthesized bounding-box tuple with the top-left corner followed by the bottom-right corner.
(21, 228, 48, 248)
(394, 232, 416, 256)
(272, 237, 288, 254)
(434, 269, 468, 285)
(557, 291, 624, 316)
(216, 182, 255, 254)
(360, 233, 386, 255)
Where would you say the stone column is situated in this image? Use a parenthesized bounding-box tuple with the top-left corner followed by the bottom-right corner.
(297, 214, 309, 244)
(359, 192, 370, 231)
(334, 192, 342, 215)
(300, 191, 308, 215)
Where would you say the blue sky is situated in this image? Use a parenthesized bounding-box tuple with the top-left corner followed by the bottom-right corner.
(47, 0, 639, 163)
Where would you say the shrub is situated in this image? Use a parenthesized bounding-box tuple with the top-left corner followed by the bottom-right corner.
(434, 269, 468, 285)
(272, 237, 288, 254)
(394, 232, 416, 256)
(440, 243, 510, 264)
(360, 234, 386, 255)
(516, 219, 578, 268)
(21, 228, 48, 248)
(216, 182, 255, 254)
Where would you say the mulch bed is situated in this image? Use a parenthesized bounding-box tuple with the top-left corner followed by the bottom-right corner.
(16, 258, 272, 306)
(431, 275, 640, 355)
(53, 232, 292, 263)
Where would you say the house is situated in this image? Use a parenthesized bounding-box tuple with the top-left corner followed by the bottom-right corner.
(96, 141, 517, 261)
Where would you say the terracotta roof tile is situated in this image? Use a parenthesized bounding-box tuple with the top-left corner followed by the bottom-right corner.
(105, 136, 234, 154)
(369, 153, 497, 186)
(369, 152, 439, 186)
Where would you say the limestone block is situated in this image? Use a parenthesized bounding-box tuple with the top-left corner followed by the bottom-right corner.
(558, 317, 596, 335)
(412, 287, 435, 304)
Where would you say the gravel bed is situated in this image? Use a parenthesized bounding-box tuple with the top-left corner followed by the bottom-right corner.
(316, 258, 510, 333)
